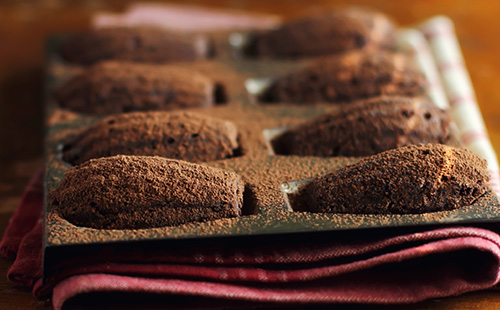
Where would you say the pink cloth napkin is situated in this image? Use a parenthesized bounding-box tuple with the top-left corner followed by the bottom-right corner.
(3, 172, 500, 310)
(92, 2, 281, 31)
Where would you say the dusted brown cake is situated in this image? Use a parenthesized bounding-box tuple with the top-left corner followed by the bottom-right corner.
(247, 7, 396, 58)
(273, 96, 450, 157)
(59, 27, 212, 65)
(304, 144, 490, 214)
(62, 111, 239, 165)
(55, 61, 217, 115)
(343, 7, 396, 49)
(261, 51, 426, 104)
(49, 155, 245, 229)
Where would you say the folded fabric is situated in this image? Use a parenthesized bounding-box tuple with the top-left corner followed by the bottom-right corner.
(0, 168, 43, 260)
(3, 172, 500, 310)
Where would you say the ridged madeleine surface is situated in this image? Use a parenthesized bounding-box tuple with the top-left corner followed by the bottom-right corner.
(59, 27, 211, 65)
(262, 52, 426, 104)
(249, 7, 396, 58)
(55, 61, 215, 115)
(50, 156, 244, 229)
(63, 111, 239, 165)
(273, 96, 450, 156)
(305, 144, 490, 214)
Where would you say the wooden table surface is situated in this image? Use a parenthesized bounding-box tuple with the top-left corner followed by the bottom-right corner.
(1, 0, 500, 309)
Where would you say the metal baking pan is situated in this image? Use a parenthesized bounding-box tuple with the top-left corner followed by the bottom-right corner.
(42, 27, 500, 279)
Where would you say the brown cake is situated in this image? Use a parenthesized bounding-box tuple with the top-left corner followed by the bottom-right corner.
(59, 27, 212, 65)
(343, 7, 396, 49)
(62, 111, 239, 165)
(304, 144, 490, 214)
(261, 51, 426, 104)
(49, 155, 245, 229)
(55, 61, 217, 115)
(273, 96, 450, 157)
(247, 7, 396, 58)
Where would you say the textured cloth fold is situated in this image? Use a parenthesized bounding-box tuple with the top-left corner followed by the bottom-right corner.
(0, 168, 43, 259)
(7, 214, 43, 287)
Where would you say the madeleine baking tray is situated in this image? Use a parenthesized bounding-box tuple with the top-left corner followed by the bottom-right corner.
(43, 26, 500, 266)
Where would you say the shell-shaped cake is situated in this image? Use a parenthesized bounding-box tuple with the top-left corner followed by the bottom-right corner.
(304, 144, 490, 214)
(248, 7, 396, 58)
(50, 156, 245, 229)
(273, 96, 450, 156)
(55, 61, 216, 115)
(59, 27, 211, 65)
(62, 111, 239, 165)
(261, 51, 426, 104)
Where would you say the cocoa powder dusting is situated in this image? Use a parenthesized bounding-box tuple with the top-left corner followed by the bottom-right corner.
(250, 7, 396, 58)
(305, 144, 491, 214)
(55, 61, 216, 115)
(343, 7, 397, 50)
(262, 51, 426, 104)
(50, 156, 244, 229)
(273, 96, 450, 156)
(44, 19, 500, 246)
(59, 27, 211, 65)
(62, 111, 239, 165)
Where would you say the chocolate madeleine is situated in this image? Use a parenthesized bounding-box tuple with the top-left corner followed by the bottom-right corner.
(248, 7, 396, 58)
(63, 111, 239, 165)
(55, 61, 216, 115)
(343, 7, 396, 50)
(50, 155, 244, 229)
(273, 96, 450, 157)
(305, 144, 490, 214)
(59, 27, 211, 65)
(261, 51, 426, 104)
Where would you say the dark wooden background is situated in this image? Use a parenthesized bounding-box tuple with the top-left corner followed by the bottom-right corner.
(1, 0, 500, 309)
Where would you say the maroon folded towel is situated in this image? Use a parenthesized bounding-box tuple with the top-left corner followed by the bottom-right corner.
(3, 172, 500, 310)
(0, 168, 43, 259)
